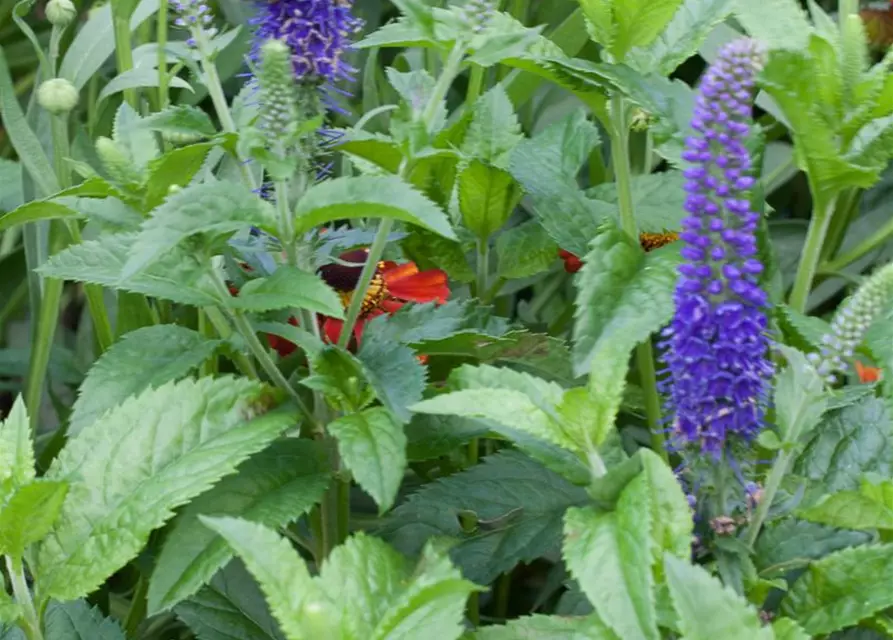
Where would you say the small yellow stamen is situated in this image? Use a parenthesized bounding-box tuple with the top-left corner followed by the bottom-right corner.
(639, 231, 679, 253)
(337, 271, 388, 314)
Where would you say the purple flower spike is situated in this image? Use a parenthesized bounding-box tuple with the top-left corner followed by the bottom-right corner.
(661, 39, 773, 457)
(251, 0, 363, 106)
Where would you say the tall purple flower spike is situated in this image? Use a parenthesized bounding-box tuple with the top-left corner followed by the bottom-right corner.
(661, 38, 773, 457)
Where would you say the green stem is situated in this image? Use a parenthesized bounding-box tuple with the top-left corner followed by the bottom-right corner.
(25, 271, 63, 435)
(198, 309, 218, 377)
(475, 237, 489, 299)
(820, 188, 859, 262)
(157, 0, 170, 110)
(6, 556, 42, 640)
(609, 94, 666, 460)
(123, 574, 148, 638)
(421, 44, 466, 132)
(494, 571, 512, 621)
(788, 195, 838, 313)
(338, 219, 394, 349)
(465, 65, 484, 111)
(111, 3, 138, 108)
(745, 449, 792, 549)
(48, 26, 63, 77)
(275, 179, 297, 266)
(203, 305, 258, 377)
(336, 474, 350, 544)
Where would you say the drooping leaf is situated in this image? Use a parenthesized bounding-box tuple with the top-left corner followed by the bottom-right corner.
(36, 377, 295, 600)
(174, 560, 287, 640)
(0, 201, 81, 233)
(226, 266, 344, 318)
(98, 66, 193, 103)
(294, 176, 457, 240)
(781, 544, 893, 635)
(0, 480, 68, 556)
(68, 325, 222, 437)
(474, 614, 619, 639)
(496, 221, 559, 279)
(42, 600, 127, 640)
(457, 161, 522, 240)
(798, 485, 893, 532)
(381, 450, 588, 584)
(148, 439, 330, 613)
(664, 554, 772, 640)
(0, 396, 34, 502)
(327, 408, 407, 514)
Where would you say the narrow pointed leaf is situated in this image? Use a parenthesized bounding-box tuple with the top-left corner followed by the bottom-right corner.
(0, 480, 68, 555)
(0, 396, 34, 502)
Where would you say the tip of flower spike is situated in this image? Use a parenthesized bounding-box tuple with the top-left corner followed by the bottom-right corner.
(717, 38, 768, 73)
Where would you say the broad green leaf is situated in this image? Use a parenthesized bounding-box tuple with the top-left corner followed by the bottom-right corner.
(774, 346, 829, 444)
(628, 0, 735, 75)
(563, 480, 659, 640)
(68, 325, 222, 437)
(733, 0, 812, 51)
(356, 334, 427, 423)
(664, 554, 772, 640)
(42, 600, 126, 640)
(0, 159, 23, 213)
(772, 618, 811, 640)
(143, 142, 214, 210)
(199, 517, 325, 640)
(508, 111, 605, 256)
(640, 450, 694, 563)
(474, 614, 618, 639)
(38, 232, 221, 306)
(380, 450, 588, 584)
(0, 590, 19, 627)
(227, 266, 344, 318)
(776, 304, 831, 351)
(359, 300, 504, 346)
(113, 102, 160, 172)
(572, 222, 680, 376)
(54, 196, 143, 232)
(799, 488, 893, 532)
(579, 0, 615, 50)
(0, 395, 34, 501)
(174, 560, 286, 640)
(294, 176, 457, 240)
(0, 480, 68, 555)
(585, 171, 687, 233)
(405, 414, 490, 461)
(0, 201, 80, 233)
(148, 439, 330, 613)
(402, 228, 475, 283)
(556, 387, 613, 455)
(98, 66, 192, 103)
(132, 105, 217, 138)
(327, 407, 407, 514)
(496, 221, 558, 279)
(754, 519, 870, 577)
(123, 181, 277, 278)
(781, 544, 893, 635)
(457, 161, 522, 240)
(461, 85, 523, 168)
(36, 377, 295, 600)
(610, 0, 684, 60)
(794, 397, 893, 494)
(447, 363, 565, 414)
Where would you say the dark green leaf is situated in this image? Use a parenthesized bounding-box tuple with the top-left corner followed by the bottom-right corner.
(496, 221, 558, 279)
(227, 266, 344, 318)
(754, 520, 871, 576)
(458, 161, 522, 240)
(461, 85, 523, 167)
(42, 600, 126, 640)
(474, 614, 619, 639)
(357, 335, 427, 424)
(405, 414, 490, 461)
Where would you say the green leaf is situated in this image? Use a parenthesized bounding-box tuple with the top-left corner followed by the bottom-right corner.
(627, 0, 736, 75)
(733, 0, 812, 51)
(0, 480, 68, 555)
(776, 304, 831, 351)
(457, 161, 522, 240)
(36, 377, 295, 600)
(294, 176, 456, 240)
(664, 554, 772, 640)
(54, 196, 143, 232)
(0, 201, 80, 233)
(563, 481, 659, 640)
(508, 111, 605, 256)
(42, 600, 126, 640)
(227, 266, 344, 318)
(610, 0, 684, 60)
(148, 439, 330, 613)
(328, 407, 407, 514)
(143, 142, 214, 211)
(585, 171, 687, 232)
(68, 325, 222, 437)
(496, 221, 558, 279)
(380, 450, 588, 585)
(174, 560, 286, 640)
(0, 590, 20, 628)
(98, 66, 192, 103)
(405, 414, 490, 461)
(754, 519, 870, 577)
(772, 618, 811, 640)
(38, 232, 221, 306)
(799, 488, 893, 532)
(781, 544, 893, 635)
(357, 334, 427, 424)
(124, 181, 277, 278)
(198, 516, 323, 640)
(0, 158, 23, 213)
(461, 85, 523, 168)
(573, 222, 680, 376)
(402, 228, 475, 283)
(640, 450, 694, 563)
(474, 614, 618, 639)
(773, 346, 829, 444)
(0, 395, 34, 502)
(132, 105, 217, 138)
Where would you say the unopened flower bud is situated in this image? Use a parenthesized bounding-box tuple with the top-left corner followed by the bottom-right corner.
(46, 0, 76, 27)
(95, 136, 141, 185)
(257, 39, 298, 143)
(37, 78, 78, 114)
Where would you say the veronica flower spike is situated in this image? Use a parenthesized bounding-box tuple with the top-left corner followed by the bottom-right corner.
(662, 39, 774, 457)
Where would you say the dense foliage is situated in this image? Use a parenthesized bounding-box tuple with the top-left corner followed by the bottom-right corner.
(3, 0, 893, 638)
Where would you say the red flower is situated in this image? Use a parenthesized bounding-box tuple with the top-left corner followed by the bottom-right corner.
(558, 249, 582, 273)
(856, 361, 882, 384)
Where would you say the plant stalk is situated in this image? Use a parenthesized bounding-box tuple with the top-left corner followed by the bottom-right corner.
(745, 449, 792, 549)
(338, 219, 393, 349)
(111, 2, 138, 108)
(788, 195, 838, 313)
(6, 556, 42, 640)
(157, 0, 170, 110)
(475, 237, 489, 298)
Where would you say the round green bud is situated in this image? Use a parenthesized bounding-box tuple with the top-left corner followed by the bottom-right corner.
(37, 78, 79, 114)
(46, 0, 76, 27)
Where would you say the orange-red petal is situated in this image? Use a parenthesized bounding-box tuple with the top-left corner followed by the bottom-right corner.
(384, 268, 449, 303)
(856, 361, 882, 384)
(321, 316, 367, 348)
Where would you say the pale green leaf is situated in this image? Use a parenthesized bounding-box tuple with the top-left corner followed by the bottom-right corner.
(774, 346, 829, 444)
(0, 201, 80, 233)
(227, 266, 344, 318)
(381, 450, 588, 584)
(148, 439, 330, 613)
(200, 516, 328, 640)
(457, 161, 522, 240)
(98, 66, 192, 103)
(461, 85, 523, 168)
(611, 0, 684, 59)
(43, 600, 126, 640)
(174, 560, 286, 640)
(733, 0, 812, 51)
(133, 105, 217, 138)
(772, 618, 811, 640)
(474, 614, 619, 639)
(585, 171, 687, 233)
(579, 0, 615, 50)
(563, 480, 658, 640)
(557, 388, 613, 454)
(496, 221, 558, 279)
(123, 181, 277, 278)
(0, 395, 34, 502)
(328, 407, 407, 513)
(69, 325, 222, 437)
(294, 176, 456, 240)
(0, 480, 68, 556)
(114, 102, 160, 172)
(36, 377, 295, 600)
(780, 544, 893, 635)
(0, 590, 20, 627)
(640, 449, 694, 563)
(573, 222, 680, 376)
(37, 232, 221, 306)
(54, 196, 143, 232)
(664, 554, 772, 640)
